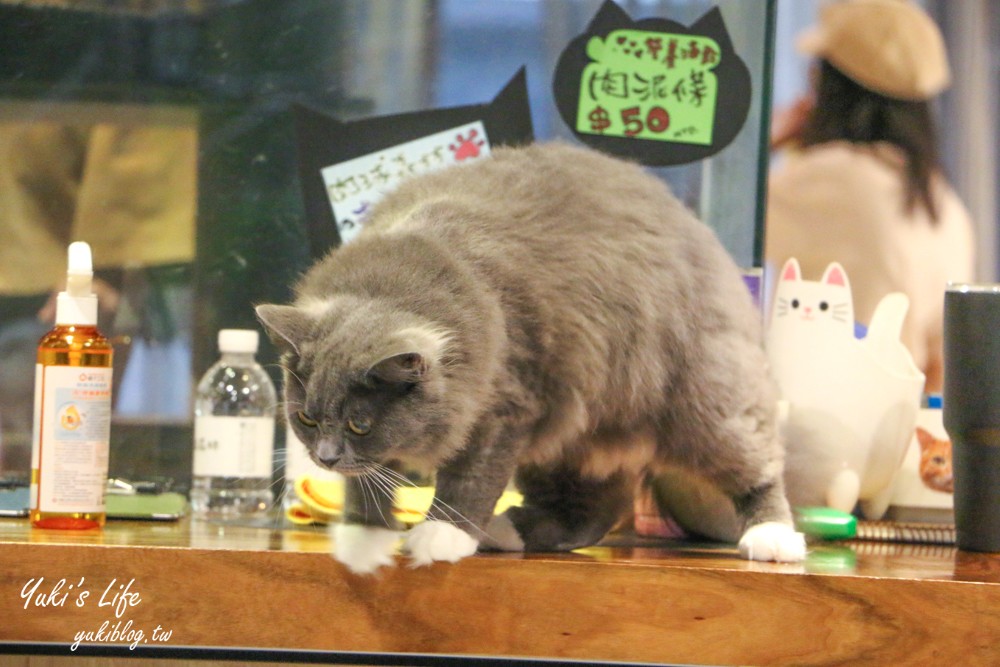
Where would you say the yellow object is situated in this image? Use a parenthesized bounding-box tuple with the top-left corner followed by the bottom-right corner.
(287, 475, 523, 526)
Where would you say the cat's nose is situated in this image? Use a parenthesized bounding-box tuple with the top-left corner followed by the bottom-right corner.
(316, 438, 343, 468)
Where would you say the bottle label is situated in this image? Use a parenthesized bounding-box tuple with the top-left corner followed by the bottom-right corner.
(193, 415, 274, 478)
(30, 364, 113, 513)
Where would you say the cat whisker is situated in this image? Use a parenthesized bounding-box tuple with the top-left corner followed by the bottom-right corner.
(366, 471, 391, 519)
(280, 364, 308, 391)
(358, 475, 377, 522)
(363, 470, 398, 528)
(261, 400, 288, 413)
(368, 463, 491, 540)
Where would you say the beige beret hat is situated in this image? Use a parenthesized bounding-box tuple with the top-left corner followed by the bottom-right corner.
(797, 0, 951, 101)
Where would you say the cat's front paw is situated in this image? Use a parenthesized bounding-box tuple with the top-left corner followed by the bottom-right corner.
(405, 520, 479, 567)
(332, 523, 401, 575)
(737, 521, 806, 563)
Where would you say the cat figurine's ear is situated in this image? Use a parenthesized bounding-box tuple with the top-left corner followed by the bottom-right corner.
(779, 258, 802, 283)
(820, 262, 850, 290)
(255, 304, 313, 354)
(368, 352, 429, 386)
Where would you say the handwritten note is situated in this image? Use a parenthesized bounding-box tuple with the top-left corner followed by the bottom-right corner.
(321, 121, 492, 244)
(576, 29, 721, 146)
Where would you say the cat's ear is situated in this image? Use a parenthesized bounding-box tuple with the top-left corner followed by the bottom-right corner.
(255, 304, 312, 355)
(821, 263, 849, 289)
(368, 352, 428, 386)
(779, 258, 801, 282)
(367, 326, 452, 386)
(915, 427, 935, 450)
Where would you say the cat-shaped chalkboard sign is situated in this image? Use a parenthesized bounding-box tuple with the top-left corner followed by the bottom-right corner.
(552, 0, 752, 166)
(768, 258, 926, 519)
(294, 68, 534, 255)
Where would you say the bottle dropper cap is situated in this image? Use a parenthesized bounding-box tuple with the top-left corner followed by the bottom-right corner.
(55, 241, 99, 326)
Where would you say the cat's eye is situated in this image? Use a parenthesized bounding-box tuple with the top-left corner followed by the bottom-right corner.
(819, 301, 829, 311)
(296, 411, 318, 428)
(791, 299, 800, 309)
(347, 418, 372, 436)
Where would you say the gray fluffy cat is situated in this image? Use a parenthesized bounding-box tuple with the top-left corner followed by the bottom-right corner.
(257, 142, 805, 573)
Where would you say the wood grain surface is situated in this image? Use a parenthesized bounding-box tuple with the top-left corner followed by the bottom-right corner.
(1, 517, 999, 665)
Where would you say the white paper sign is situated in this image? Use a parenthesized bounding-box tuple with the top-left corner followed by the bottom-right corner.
(321, 121, 491, 243)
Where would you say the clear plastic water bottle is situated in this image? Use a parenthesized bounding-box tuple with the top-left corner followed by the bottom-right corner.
(191, 329, 276, 520)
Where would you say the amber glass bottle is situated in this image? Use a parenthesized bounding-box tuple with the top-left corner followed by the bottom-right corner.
(30, 243, 114, 529)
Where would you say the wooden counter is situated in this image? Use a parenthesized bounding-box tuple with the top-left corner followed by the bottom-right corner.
(1, 516, 999, 665)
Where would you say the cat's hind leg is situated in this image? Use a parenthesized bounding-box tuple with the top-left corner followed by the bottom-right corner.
(712, 453, 808, 563)
(651, 468, 806, 562)
(495, 464, 635, 552)
(659, 335, 806, 563)
(731, 476, 806, 562)
(737, 521, 807, 562)
(488, 432, 647, 552)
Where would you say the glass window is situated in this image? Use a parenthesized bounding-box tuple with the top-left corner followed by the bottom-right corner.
(0, 0, 775, 497)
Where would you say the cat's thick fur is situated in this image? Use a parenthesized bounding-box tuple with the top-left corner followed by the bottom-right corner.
(257, 142, 804, 572)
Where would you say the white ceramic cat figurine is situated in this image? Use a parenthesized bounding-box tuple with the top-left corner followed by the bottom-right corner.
(767, 258, 925, 519)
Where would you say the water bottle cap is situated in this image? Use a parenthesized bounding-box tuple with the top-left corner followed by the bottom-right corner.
(218, 329, 259, 354)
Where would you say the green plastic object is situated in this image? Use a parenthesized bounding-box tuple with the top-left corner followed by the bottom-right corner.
(794, 506, 858, 540)
(105, 492, 188, 521)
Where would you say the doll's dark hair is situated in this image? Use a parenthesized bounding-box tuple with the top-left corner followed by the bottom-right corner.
(801, 60, 942, 222)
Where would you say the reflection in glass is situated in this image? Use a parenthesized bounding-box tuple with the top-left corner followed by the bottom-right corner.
(0, 106, 197, 473)
(0, 0, 774, 504)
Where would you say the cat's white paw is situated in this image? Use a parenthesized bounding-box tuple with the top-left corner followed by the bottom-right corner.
(405, 520, 479, 567)
(332, 523, 400, 575)
(738, 521, 807, 563)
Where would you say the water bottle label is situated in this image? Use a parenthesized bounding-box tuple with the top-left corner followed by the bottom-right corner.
(194, 415, 274, 478)
(31, 364, 112, 513)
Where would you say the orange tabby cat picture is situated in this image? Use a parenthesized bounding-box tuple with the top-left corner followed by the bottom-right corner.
(915, 427, 954, 494)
